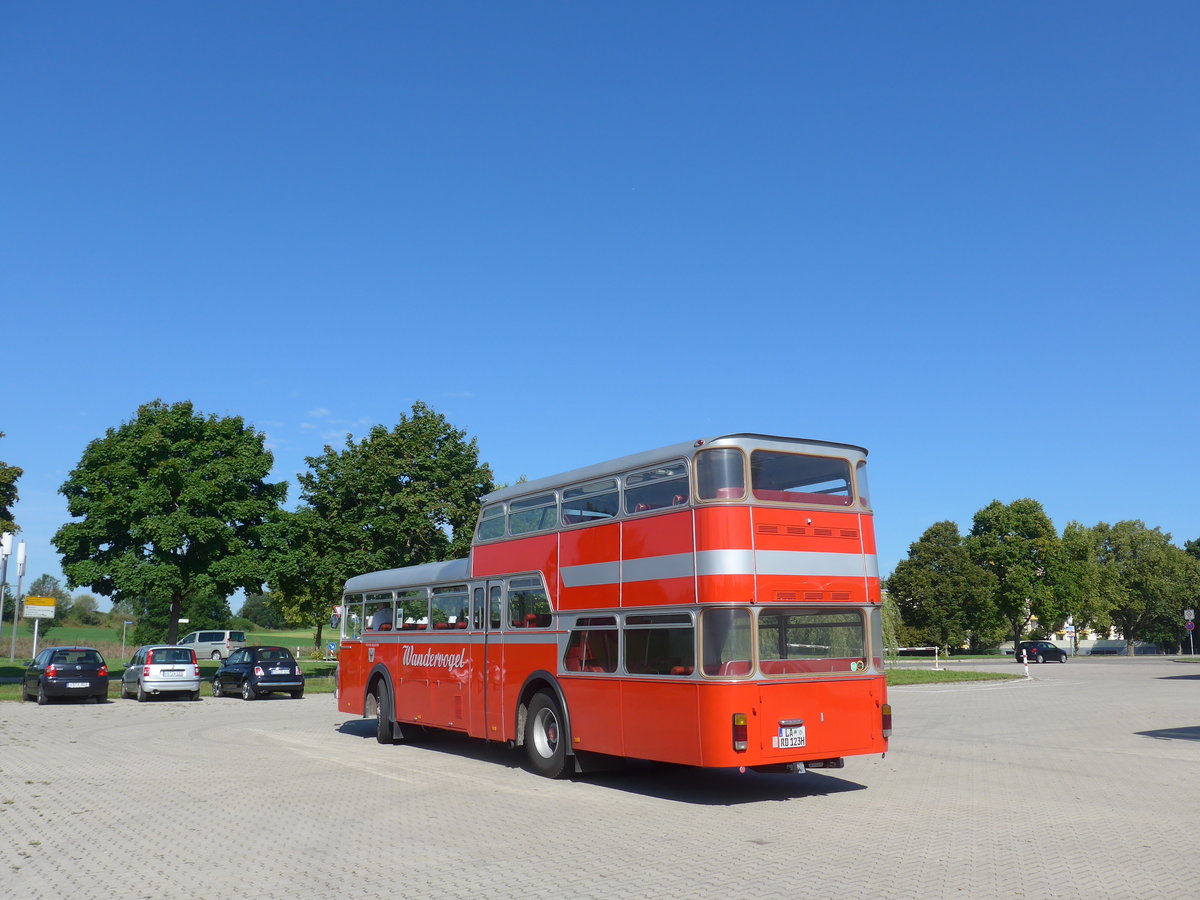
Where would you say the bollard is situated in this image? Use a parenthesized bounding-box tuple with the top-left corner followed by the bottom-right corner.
(1021, 648, 1030, 678)
(932, 646, 943, 671)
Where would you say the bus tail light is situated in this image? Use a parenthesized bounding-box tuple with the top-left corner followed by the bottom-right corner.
(732, 713, 748, 751)
(882, 703, 892, 739)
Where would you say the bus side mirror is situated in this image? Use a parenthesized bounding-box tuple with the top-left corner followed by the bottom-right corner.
(329, 613, 340, 629)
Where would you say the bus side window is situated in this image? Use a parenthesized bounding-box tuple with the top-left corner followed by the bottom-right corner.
(489, 586, 502, 630)
(473, 587, 484, 630)
(508, 576, 551, 628)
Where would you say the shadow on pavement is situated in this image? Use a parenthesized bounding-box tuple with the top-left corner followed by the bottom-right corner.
(335, 718, 868, 801)
(1135, 725, 1200, 742)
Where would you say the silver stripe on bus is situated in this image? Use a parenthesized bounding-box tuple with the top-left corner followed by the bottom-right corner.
(560, 549, 880, 586)
(622, 552, 695, 583)
(560, 560, 621, 588)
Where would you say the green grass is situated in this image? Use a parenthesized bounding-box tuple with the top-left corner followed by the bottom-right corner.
(886, 668, 1021, 685)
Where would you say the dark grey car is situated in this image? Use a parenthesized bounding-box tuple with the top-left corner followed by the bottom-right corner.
(22, 647, 109, 704)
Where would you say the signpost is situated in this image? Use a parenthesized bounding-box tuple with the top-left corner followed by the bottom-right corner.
(23, 595, 55, 658)
(1186, 609, 1195, 655)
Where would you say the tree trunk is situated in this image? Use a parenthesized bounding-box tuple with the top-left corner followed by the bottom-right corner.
(167, 593, 183, 644)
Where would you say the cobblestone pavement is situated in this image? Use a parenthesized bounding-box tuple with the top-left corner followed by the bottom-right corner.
(0, 658, 1196, 899)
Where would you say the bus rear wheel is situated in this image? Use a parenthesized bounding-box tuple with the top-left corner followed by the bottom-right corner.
(525, 691, 569, 779)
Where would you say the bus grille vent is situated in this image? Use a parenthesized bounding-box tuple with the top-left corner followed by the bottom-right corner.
(757, 524, 779, 534)
(775, 591, 798, 601)
(832, 592, 851, 601)
(840, 529, 859, 539)
(787, 527, 807, 535)
(804, 591, 824, 601)
(814, 528, 833, 537)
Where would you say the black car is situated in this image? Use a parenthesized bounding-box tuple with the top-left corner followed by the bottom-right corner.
(22, 646, 109, 704)
(1017, 640, 1068, 663)
(212, 646, 305, 700)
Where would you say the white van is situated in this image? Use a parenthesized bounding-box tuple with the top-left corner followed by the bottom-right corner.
(178, 629, 247, 661)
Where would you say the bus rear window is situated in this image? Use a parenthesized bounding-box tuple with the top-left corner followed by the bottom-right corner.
(758, 609, 866, 676)
(750, 451, 853, 506)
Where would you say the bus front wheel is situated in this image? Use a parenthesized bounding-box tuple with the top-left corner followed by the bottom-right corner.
(372, 684, 395, 744)
(525, 691, 569, 779)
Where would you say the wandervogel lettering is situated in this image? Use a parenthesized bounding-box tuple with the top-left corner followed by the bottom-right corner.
(403, 645, 468, 669)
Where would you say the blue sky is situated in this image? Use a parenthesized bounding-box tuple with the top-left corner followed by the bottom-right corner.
(3, 3, 1196, 610)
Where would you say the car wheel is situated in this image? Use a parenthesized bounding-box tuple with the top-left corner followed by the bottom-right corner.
(212, 677, 224, 698)
(291, 690, 304, 699)
(190, 690, 201, 701)
(241, 680, 257, 701)
(37, 682, 49, 706)
(1060, 654, 1067, 663)
(525, 691, 569, 779)
(137, 682, 148, 702)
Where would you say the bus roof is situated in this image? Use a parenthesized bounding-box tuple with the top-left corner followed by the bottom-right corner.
(482, 433, 868, 505)
(344, 557, 470, 594)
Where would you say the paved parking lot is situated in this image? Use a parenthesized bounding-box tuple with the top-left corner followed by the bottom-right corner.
(1, 658, 1196, 899)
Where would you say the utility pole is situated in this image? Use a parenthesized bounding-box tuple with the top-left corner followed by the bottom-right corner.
(0, 532, 11, 646)
(8, 541, 24, 660)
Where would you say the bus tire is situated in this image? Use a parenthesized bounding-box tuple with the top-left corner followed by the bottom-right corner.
(373, 684, 395, 744)
(525, 691, 569, 779)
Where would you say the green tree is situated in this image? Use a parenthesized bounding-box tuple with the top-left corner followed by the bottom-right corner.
(1090, 521, 1199, 654)
(966, 499, 1065, 649)
(71, 594, 101, 626)
(238, 592, 287, 629)
(53, 399, 287, 644)
(268, 402, 493, 645)
(0, 431, 21, 532)
(886, 521, 1000, 652)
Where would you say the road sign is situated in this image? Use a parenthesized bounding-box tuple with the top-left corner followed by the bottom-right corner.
(1186, 621, 1195, 633)
(23, 596, 56, 619)
(1185, 609, 1195, 621)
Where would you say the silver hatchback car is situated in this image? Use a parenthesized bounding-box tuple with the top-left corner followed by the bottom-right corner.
(121, 645, 201, 701)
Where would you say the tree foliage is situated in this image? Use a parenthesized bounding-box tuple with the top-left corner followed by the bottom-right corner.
(53, 400, 287, 643)
(966, 499, 1065, 646)
(267, 402, 492, 644)
(238, 592, 287, 629)
(0, 431, 20, 532)
(1078, 521, 1200, 654)
(886, 521, 1000, 651)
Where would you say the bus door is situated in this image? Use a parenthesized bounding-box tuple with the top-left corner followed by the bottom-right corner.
(470, 583, 507, 742)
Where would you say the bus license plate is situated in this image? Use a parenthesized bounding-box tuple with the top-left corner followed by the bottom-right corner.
(776, 725, 806, 749)
(67, 682, 89, 689)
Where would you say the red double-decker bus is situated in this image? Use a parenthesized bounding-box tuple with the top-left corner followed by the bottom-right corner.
(335, 433, 891, 778)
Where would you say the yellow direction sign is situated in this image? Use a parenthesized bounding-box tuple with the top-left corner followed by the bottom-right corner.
(23, 596, 56, 619)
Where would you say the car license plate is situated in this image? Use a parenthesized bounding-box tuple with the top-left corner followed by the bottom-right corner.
(67, 682, 89, 689)
(775, 725, 806, 749)
(270, 668, 289, 675)
(163, 670, 182, 677)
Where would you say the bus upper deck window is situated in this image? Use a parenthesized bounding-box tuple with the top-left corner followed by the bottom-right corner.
(856, 460, 870, 508)
(750, 450, 853, 506)
(696, 448, 746, 500)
